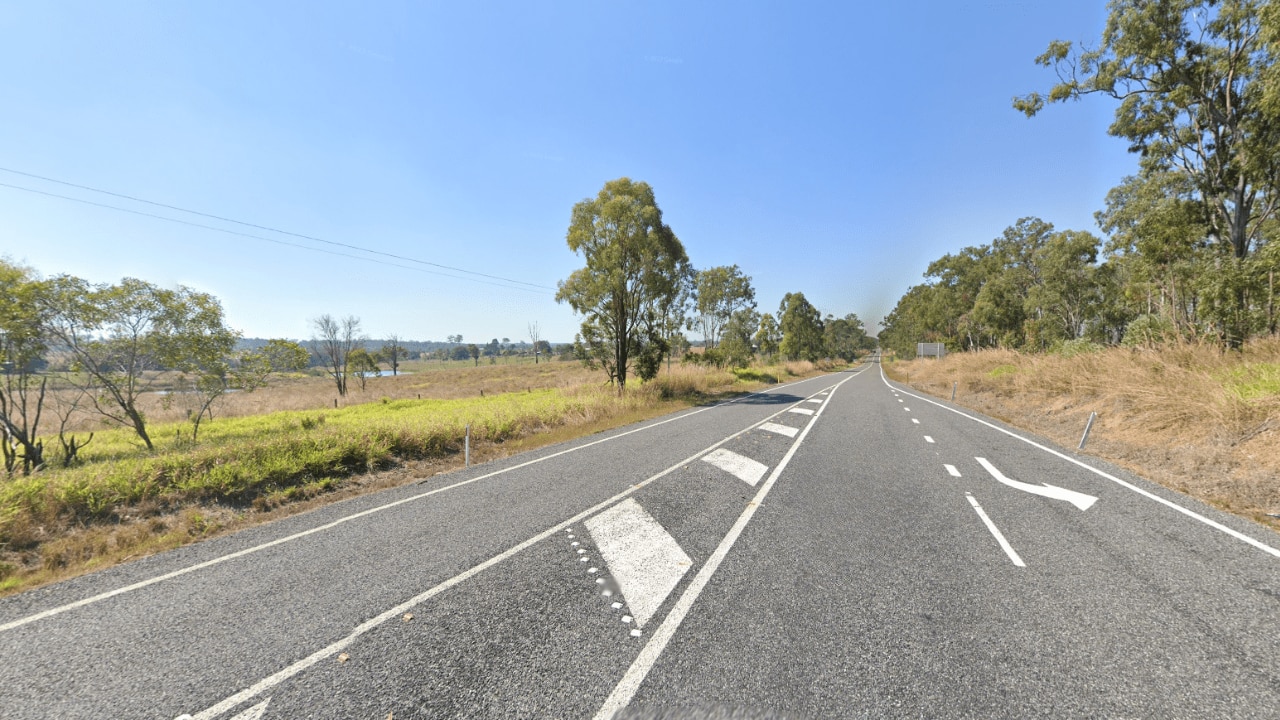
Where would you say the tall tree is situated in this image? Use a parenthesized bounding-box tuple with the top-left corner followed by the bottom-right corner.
(754, 313, 781, 357)
(1015, 0, 1279, 262)
(556, 178, 690, 391)
(0, 259, 49, 473)
(312, 314, 362, 397)
(38, 276, 238, 451)
(778, 292, 825, 361)
(692, 265, 757, 349)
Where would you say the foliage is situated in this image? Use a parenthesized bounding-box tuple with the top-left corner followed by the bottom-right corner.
(37, 275, 238, 451)
(778, 292, 825, 361)
(692, 265, 756, 349)
(754, 313, 781, 357)
(556, 178, 691, 391)
(0, 259, 48, 474)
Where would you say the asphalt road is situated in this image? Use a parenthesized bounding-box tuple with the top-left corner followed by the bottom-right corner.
(2, 361, 1279, 719)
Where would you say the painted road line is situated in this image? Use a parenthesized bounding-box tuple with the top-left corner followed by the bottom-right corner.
(702, 448, 769, 486)
(594, 372, 857, 719)
(178, 372, 869, 720)
(975, 457, 1097, 511)
(911, 418, 920, 424)
(878, 365, 1280, 559)
(967, 493, 1026, 567)
(585, 499, 692, 629)
(758, 422, 800, 438)
(806, 398, 823, 404)
(904, 407, 910, 412)
(945, 464, 962, 478)
(789, 407, 815, 416)
(1, 374, 843, 635)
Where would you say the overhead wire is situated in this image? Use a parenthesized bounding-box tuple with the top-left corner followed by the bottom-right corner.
(0, 166, 555, 293)
(0, 181, 553, 294)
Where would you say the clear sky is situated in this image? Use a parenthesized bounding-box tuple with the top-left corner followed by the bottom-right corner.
(1, 1, 1136, 344)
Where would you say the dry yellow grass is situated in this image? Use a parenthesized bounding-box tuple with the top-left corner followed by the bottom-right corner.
(885, 339, 1280, 531)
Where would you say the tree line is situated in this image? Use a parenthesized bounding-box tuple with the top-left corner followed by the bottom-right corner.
(0, 262, 550, 475)
(882, 0, 1280, 357)
(557, 177, 875, 391)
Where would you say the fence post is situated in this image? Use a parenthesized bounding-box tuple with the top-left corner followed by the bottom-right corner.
(951, 382, 957, 402)
(1078, 412, 1097, 450)
(465, 423, 471, 468)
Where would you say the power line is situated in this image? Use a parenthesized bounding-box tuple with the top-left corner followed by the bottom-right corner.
(0, 166, 556, 292)
(0, 181, 554, 295)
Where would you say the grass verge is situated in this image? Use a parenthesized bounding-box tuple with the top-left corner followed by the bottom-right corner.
(883, 339, 1280, 533)
(0, 359, 841, 596)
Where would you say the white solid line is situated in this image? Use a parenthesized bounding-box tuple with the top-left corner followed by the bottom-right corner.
(758, 422, 800, 438)
(879, 366, 1280, 559)
(1, 374, 840, 635)
(911, 419, 920, 424)
(945, 464, 961, 477)
(593, 372, 857, 719)
(182, 370, 869, 720)
(702, 448, 770, 486)
(967, 494, 1026, 567)
(789, 407, 815, 416)
(924, 436, 935, 444)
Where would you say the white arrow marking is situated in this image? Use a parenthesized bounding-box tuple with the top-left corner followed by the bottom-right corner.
(975, 457, 1097, 511)
(585, 499, 692, 628)
(702, 448, 769, 486)
(758, 421, 799, 438)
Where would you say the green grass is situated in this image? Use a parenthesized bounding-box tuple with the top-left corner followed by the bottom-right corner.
(1218, 362, 1280, 402)
(988, 364, 1019, 378)
(1, 388, 606, 547)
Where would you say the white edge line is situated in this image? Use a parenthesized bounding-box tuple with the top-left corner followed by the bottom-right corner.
(1, 373, 839, 635)
(185, 368, 866, 720)
(966, 494, 1026, 567)
(593, 370, 860, 719)
(879, 365, 1280, 559)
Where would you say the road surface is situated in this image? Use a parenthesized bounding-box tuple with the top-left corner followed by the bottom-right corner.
(2, 361, 1278, 718)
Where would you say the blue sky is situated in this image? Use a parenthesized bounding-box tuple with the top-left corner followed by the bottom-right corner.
(1, 1, 1134, 344)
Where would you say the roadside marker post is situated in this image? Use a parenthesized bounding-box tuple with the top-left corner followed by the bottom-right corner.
(1078, 412, 1097, 450)
(465, 424, 471, 467)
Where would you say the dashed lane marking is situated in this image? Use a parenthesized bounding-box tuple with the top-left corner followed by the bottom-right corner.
(806, 398, 823, 404)
(945, 464, 961, 477)
(701, 448, 769, 486)
(758, 422, 800, 438)
(789, 407, 815, 416)
(911, 419, 920, 424)
(925, 436, 935, 444)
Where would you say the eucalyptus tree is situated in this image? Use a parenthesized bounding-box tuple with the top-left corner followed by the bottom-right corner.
(38, 276, 238, 451)
(556, 178, 690, 391)
(754, 313, 781, 358)
(778, 292, 825, 361)
(1017, 0, 1279, 261)
(0, 259, 49, 473)
(692, 265, 756, 349)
